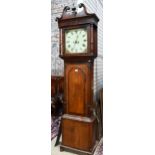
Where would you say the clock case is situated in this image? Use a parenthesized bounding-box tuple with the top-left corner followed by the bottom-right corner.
(56, 3, 99, 155)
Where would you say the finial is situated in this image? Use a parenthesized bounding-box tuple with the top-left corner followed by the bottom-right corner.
(71, 3, 77, 16)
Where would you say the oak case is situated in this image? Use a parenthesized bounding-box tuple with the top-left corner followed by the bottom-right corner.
(56, 3, 99, 154)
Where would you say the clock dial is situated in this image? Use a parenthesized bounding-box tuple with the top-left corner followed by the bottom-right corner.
(65, 28, 87, 53)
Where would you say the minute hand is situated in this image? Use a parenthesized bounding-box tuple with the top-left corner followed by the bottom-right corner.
(73, 34, 79, 51)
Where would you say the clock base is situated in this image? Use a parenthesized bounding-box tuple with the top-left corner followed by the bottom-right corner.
(60, 140, 99, 155)
(61, 114, 97, 154)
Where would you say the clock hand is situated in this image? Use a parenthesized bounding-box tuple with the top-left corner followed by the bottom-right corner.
(72, 39, 77, 52)
(72, 33, 79, 52)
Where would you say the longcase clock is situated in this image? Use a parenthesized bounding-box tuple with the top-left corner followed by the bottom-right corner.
(56, 3, 99, 155)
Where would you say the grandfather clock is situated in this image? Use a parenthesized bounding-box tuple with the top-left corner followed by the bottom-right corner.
(56, 3, 99, 155)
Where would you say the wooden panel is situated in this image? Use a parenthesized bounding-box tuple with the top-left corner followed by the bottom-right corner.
(65, 63, 93, 116)
(62, 117, 96, 152)
(68, 67, 85, 114)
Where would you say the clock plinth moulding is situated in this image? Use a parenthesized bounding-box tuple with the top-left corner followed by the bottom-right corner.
(56, 3, 99, 155)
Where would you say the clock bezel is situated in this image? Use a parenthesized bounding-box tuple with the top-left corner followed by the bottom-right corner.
(62, 25, 91, 56)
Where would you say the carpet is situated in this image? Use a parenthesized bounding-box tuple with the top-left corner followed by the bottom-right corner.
(51, 116, 61, 140)
(94, 138, 103, 155)
(51, 117, 103, 155)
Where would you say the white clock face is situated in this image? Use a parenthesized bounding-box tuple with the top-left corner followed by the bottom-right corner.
(65, 28, 87, 54)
